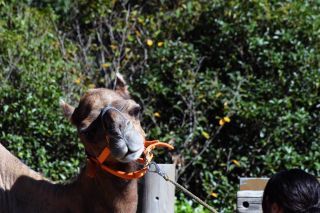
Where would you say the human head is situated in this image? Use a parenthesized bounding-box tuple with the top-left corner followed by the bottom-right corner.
(262, 169, 320, 213)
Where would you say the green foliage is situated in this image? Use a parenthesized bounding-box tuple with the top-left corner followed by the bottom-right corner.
(175, 194, 210, 213)
(0, 0, 319, 212)
(0, 2, 85, 181)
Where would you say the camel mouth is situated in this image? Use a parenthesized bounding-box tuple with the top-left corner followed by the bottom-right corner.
(108, 131, 145, 163)
(118, 147, 144, 163)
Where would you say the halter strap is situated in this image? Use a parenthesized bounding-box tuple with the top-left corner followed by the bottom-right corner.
(86, 140, 174, 179)
(101, 105, 127, 121)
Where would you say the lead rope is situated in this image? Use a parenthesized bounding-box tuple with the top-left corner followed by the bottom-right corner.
(148, 162, 219, 213)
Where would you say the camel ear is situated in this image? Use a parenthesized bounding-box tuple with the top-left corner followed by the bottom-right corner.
(60, 99, 75, 122)
(113, 73, 130, 98)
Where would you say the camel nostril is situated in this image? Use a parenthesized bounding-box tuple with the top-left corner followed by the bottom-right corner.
(125, 120, 132, 128)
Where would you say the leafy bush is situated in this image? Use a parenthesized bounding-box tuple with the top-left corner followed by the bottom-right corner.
(0, 1, 85, 180)
(0, 0, 319, 212)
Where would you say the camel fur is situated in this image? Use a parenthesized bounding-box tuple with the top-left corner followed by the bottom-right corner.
(0, 75, 145, 213)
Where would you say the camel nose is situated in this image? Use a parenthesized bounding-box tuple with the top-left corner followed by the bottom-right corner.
(102, 109, 126, 133)
(103, 109, 135, 132)
(125, 131, 144, 152)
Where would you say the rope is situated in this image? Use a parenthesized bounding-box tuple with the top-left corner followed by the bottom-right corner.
(148, 162, 218, 213)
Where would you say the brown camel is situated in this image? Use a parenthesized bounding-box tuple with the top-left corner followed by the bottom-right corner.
(0, 74, 146, 212)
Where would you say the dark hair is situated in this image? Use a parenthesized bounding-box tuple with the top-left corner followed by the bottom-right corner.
(262, 169, 320, 213)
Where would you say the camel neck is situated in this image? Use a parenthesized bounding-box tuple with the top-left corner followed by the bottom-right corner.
(70, 161, 139, 213)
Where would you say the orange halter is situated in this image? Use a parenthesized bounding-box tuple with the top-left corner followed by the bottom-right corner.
(86, 140, 174, 179)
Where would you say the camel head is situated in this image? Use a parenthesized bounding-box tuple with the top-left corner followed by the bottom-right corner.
(60, 74, 145, 163)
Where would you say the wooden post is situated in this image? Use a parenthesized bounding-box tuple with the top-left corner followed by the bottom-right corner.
(139, 164, 175, 213)
(237, 178, 269, 213)
(237, 191, 264, 213)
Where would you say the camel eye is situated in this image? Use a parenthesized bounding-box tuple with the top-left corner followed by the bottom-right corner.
(129, 106, 141, 118)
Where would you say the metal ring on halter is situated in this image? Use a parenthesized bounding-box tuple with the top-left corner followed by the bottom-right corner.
(148, 161, 167, 178)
